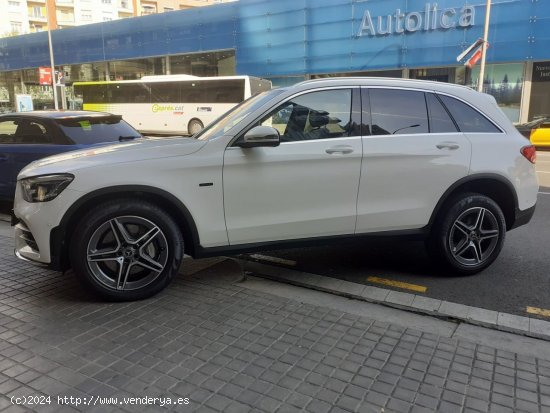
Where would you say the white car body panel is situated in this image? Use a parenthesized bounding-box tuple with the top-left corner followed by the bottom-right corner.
(223, 136, 362, 244)
(356, 131, 471, 232)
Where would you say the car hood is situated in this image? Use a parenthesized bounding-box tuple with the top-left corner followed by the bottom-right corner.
(18, 137, 207, 179)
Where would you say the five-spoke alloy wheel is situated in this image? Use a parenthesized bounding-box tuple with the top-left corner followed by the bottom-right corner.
(71, 200, 184, 301)
(427, 193, 506, 275)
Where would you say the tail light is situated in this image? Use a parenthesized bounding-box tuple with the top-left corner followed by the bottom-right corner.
(521, 145, 537, 164)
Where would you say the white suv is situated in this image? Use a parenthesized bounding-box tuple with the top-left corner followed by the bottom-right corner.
(13, 78, 538, 300)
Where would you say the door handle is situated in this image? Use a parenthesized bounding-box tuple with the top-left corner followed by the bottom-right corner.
(325, 145, 354, 155)
(436, 142, 460, 150)
(0, 154, 8, 162)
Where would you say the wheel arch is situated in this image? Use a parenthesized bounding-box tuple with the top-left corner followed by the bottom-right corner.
(428, 174, 519, 232)
(52, 185, 200, 271)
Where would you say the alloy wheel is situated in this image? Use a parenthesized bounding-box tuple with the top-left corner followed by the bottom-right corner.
(86, 216, 169, 291)
(448, 207, 500, 267)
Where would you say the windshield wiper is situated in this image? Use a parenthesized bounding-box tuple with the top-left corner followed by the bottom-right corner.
(118, 135, 140, 142)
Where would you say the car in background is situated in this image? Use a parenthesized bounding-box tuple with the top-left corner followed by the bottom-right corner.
(0, 111, 141, 201)
(516, 116, 550, 148)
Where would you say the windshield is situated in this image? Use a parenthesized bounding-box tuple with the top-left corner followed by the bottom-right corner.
(56, 116, 141, 144)
(196, 88, 286, 141)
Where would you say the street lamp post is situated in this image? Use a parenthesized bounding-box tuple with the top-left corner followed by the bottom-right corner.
(478, 0, 492, 93)
(45, 0, 58, 109)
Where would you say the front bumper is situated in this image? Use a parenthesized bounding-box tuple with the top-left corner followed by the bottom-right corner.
(13, 187, 83, 269)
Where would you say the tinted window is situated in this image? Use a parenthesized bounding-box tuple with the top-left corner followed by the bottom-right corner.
(369, 89, 429, 135)
(426, 93, 458, 133)
(181, 80, 244, 103)
(109, 84, 150, 103)
(4, 120, 54, 144)
(57, 117, 140, 144)
(259, 89, 353, 142)
(150, 82, 179, 103)
(439, 95, 501, 133)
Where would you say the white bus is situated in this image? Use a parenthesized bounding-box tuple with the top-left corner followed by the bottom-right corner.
(73, 75, 272, 135)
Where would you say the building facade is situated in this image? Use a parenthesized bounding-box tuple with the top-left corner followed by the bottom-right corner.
(0, 0, 549, 123)
(0, 0, 228, 36)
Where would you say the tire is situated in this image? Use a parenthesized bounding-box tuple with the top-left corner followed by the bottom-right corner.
(70, 199, 184, 301)
(426, 192, 506, 275)
(188, 119, 204, 136)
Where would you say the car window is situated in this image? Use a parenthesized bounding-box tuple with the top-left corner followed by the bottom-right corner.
(56, 117, 141, 144)
(258, 89, 353, 142)
(426, 93, 458, 133)
(0, 120, 18, 143)
(369, 89, 429, 135)
(438, 95, 501, 133)
(6, 120, 54, 144)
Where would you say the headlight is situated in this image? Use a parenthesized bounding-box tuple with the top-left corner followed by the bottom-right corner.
(20, 174, 74, 203)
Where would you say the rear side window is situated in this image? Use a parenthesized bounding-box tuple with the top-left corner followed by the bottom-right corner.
(57, 117, 140, 144)
(369, 89, 429, 135)
(426, 93, 458, 133)
(438, 95, 501, 133)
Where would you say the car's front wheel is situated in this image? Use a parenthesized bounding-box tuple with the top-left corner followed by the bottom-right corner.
(70, 200, 184, 301)
(427, 193, 506, 275)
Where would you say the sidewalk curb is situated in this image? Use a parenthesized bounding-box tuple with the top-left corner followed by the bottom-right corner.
(238, 259, 550, 341)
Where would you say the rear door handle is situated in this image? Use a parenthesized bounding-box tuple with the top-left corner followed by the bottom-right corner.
(436, 142, 460, 150)
(326, 145, 354, 155)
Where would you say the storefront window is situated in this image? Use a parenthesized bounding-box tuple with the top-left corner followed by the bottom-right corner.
(169, 50, 235, 77)
(109, 58, 164, 80)
(529, 61, 550, 121)
(470, 63, 524, 123)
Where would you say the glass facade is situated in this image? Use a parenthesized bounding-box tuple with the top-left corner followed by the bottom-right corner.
(529, 61, 550, 121)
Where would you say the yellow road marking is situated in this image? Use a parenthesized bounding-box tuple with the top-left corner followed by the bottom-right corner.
(526, 306, 550, 318)
(367, 276, 427, 293)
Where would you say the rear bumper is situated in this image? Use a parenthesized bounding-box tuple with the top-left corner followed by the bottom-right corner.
(510, 204, 536, 230)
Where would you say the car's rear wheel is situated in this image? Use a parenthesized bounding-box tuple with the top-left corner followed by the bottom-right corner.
(188, 119, 204, 135)
(70, 200, 184, 301)
(427, 193, 506, 275)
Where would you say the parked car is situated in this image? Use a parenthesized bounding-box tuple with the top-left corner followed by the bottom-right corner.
(0, 111, 141, 201)
(12, 78, 538, 301)
(516, 116, 550, 148)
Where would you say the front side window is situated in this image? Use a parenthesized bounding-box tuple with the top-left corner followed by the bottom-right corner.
(258, 89, 353, 142)
(438, 95, 501, 133)
(369, 89, 429, 135)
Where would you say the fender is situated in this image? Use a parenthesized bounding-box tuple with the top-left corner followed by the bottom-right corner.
(51, 185, 200, 270)
(427, 173, 518, 230)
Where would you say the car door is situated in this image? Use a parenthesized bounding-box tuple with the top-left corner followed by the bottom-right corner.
(356, 88, 472, 233)
(223, 88, 363, 245)
(0, 118, 68, 199)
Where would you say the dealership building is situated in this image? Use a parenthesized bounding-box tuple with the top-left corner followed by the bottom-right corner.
(1, 0, 549, 123)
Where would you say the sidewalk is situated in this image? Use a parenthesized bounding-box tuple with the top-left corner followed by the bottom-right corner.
(0, 232, 549, 412)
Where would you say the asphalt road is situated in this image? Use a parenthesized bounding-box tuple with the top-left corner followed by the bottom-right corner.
(246, 150, 550, 319)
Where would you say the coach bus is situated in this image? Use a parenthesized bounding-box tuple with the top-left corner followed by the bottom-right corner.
(73, 75, 272, 135)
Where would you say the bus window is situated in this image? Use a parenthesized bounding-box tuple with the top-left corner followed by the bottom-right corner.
(151, 82, 180, 103)
(108, 84, 150, 103)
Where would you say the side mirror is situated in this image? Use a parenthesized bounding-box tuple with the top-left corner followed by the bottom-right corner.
(237, 126, 280, 148)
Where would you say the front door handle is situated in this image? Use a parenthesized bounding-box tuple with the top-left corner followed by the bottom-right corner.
(436, 142, 460, 150)
(326, 145, 354, 155)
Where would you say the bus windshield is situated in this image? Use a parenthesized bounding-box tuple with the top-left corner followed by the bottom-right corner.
(196, 88, 286, 141)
